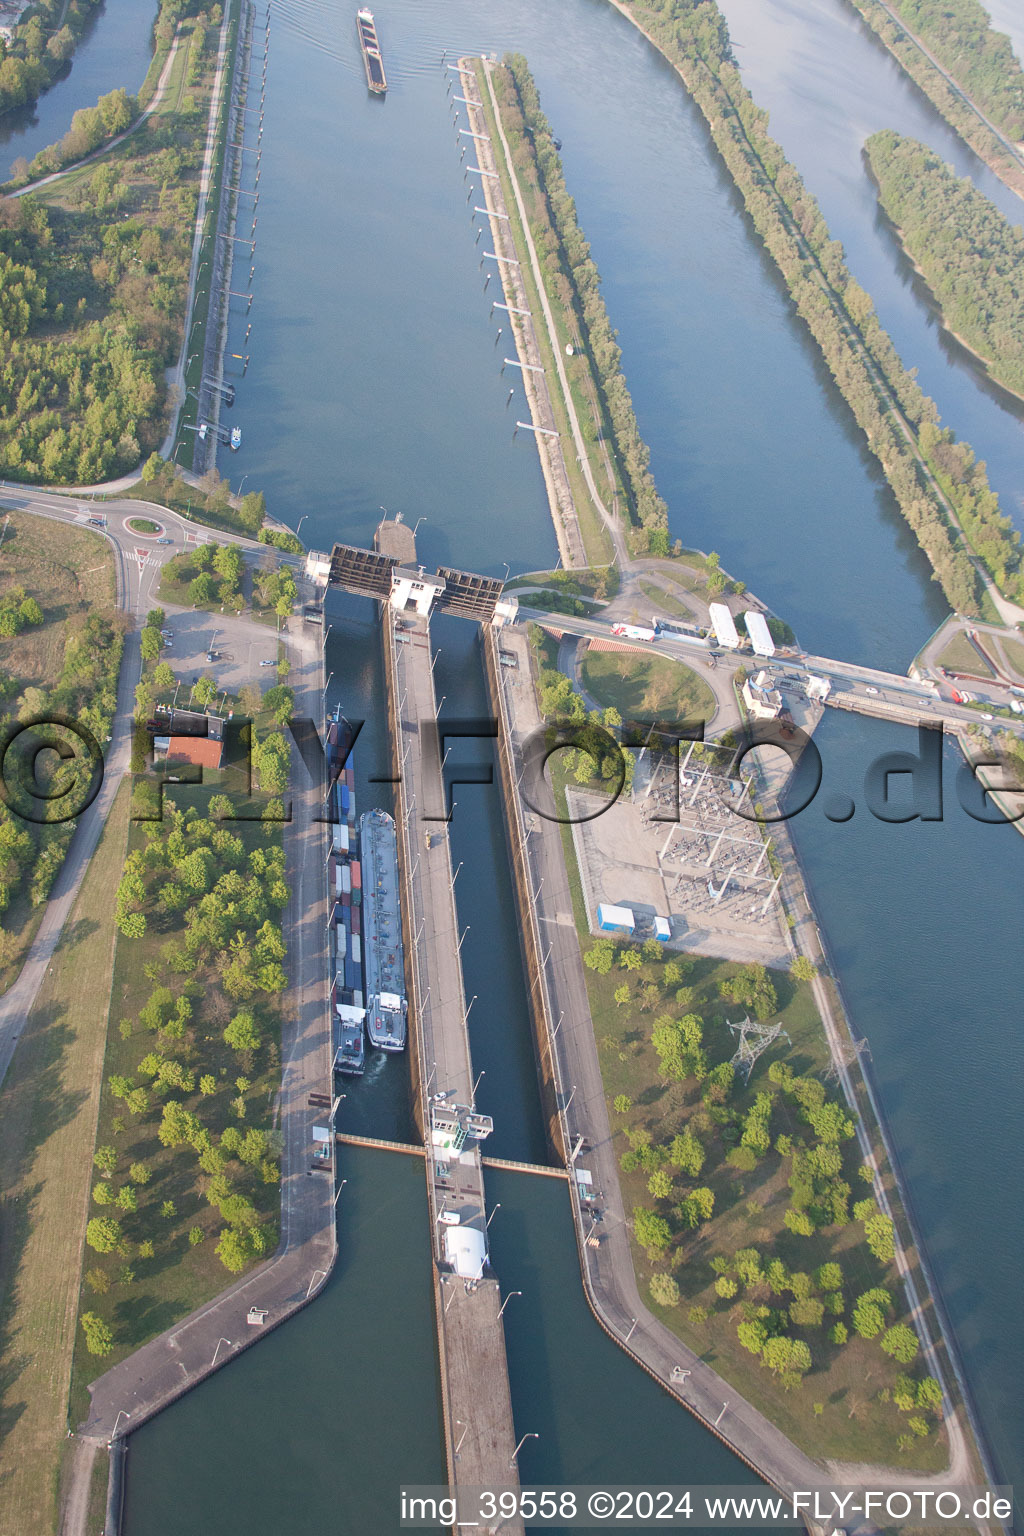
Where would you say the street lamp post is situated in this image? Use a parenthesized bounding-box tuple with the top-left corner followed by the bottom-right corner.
(510, 1433, 539, 1468)
(497, 1289, 521, 1319)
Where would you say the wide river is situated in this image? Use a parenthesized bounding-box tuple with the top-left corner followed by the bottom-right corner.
(4, 0, 1020, 1523)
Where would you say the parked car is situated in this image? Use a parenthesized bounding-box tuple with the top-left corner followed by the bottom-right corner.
(260, 658, 276, 667)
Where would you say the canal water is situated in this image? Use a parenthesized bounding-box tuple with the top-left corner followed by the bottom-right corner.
(19, 0, 1014, 1518)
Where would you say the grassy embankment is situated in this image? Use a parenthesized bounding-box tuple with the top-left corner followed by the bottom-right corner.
(65, 780, 287, 1428)
(0, 512, 121, 993)
(525, 626, 951, 1469)
(580, 649, 715, 724)
(171, 0, 243, 464)
(470, 60, 616, 569)
(64, 585, 297, 1418)
(997, 636, 1024, 679)
(637, 578, 695, 621)
(0, 782, 129, 1536)
(937, 631, 993, 676)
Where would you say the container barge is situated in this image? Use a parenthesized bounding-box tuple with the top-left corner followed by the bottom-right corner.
(360, 808, 408, 1052)
(326, 709, 365, 1075)
(356, 8, 387, 95)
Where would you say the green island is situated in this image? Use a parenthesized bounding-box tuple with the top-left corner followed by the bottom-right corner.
(598, 4, 1022, 612)
(865, 129, 1024, 400)
(843, 0, 1024, 197)
(0, 511, 122, 991)
(0, 0, 102, 124)
(0, 0, 221, 484)
(880, 0, 1024, 138)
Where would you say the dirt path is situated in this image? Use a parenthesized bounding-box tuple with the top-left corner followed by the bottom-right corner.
(58, 1438, 101, 1536)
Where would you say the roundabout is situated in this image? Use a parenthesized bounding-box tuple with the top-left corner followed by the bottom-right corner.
(123, 515, 164, 538)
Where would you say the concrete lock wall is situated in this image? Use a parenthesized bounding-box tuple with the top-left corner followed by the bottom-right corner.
(481, 628, 569, 1167)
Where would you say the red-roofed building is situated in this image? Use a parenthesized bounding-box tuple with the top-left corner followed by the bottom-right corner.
(164, 735, 223, 770)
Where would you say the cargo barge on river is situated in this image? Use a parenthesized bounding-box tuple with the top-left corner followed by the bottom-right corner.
(360, 808, 408, 1052)
(356, 9, 387, 95)
(326, 709, 365, 1075)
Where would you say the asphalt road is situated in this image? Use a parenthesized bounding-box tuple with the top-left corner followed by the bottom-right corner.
(520, 604, 1024, 741)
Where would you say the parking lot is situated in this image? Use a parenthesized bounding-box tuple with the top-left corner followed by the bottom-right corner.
(158, 606, 282, 701)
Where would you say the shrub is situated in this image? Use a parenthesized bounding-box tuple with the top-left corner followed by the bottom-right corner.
(80, 1312, 114, 1356)
(649, 1273, 681, 1308)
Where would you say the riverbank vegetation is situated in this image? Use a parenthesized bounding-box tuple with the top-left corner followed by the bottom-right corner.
(860, 0, 1024, 138)
(865, 130, 1024, 398)
(844, 0, 1024, 197)
(494, 56, 671, 555)
(0, 782, 129, 1536)
(0, 2, 220, 485)
(0, 511, 122, 993)
(70, 774, 290, 1396)
(585, 940, 947, 1464)
(0, 0, 102, 123)
(612, 0, 1023, 611)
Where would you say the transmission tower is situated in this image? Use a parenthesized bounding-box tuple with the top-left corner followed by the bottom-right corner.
(823, 1035, 871, 1083)
(727, 1014, 790, 1083)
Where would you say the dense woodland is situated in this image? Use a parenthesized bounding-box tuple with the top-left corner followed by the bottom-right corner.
(866, 130, 1024, 399)
(0, 0, 102, 119)
(0, 521, 123, 970)
(619, 0, 1023, 609)
(883, 0, 1024, 139)
(496, 57, 671, 553)
(0, 10, 218, 484)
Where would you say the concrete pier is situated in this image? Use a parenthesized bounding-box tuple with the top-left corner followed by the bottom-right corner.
(380, 586, 525, 1534)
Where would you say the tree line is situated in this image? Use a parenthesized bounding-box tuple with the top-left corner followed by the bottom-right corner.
(616, 0, 1023, 609)
(866, 130, 1024, 402)
(495, 56, 671, 555)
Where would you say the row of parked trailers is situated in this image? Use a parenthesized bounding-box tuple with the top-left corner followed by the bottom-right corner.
(326, 710, 367, 1074)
